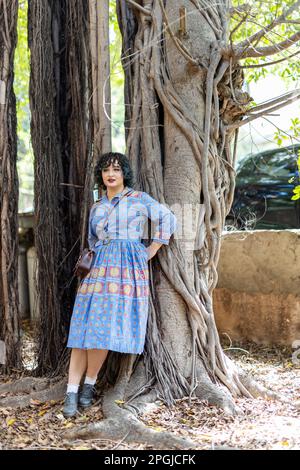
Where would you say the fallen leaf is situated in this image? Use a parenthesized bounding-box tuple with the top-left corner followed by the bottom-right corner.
(281, 440, 290, 446)
(7, 418, 16, 426)
(64, 422, 74, 428)
(56, 413, 65, 421)
(30, 399, 42, 406)
(147, 425, 164, 432)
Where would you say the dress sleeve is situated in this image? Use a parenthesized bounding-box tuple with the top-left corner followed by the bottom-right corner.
(87, 204, 98, 250)
(140, 191, 177, 245)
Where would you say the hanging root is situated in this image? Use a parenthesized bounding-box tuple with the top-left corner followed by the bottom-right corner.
(116, 0, 290, 413)
(62, 3, 300, 451)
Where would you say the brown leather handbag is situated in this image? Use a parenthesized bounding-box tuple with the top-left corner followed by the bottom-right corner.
(74, 248, 95, 278)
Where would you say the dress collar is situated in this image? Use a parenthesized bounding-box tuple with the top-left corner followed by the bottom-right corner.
(102, 186, 131, 202)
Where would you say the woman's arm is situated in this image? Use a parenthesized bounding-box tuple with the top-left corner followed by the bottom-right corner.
(146, 241, 163, 260)
(140, 191, 177, 259)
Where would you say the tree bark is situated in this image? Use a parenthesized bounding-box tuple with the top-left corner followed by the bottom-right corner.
(112, 0, 255, 411)
(0, 0, 21, 371)
(1, 0, 296, 449)
(28, 0, 92, 375)
(89, 0, 112, 157)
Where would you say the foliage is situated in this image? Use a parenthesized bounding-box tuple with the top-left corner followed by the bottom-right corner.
(14, 0, 34, 211)
(231, 0, 300, 82)
(13, 1, 300, 208)
(231, 0, 300, 153)
(274, 118, 300, 146)
(14, 1, 125, 213)
(288, 150, 300, 201)
(109, 1, 125, 152)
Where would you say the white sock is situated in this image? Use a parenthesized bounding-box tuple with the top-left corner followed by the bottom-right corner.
(84, 376, 97, 386)
(67, 383, 79, 394)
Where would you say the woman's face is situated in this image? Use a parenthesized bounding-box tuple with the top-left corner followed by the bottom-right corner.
(102, 160, 124, 189)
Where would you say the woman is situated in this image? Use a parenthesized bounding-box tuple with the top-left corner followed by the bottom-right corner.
(63, 152, 177, 417)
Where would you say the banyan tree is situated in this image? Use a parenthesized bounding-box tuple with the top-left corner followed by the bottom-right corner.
(28, 0, 93, 374)
(1, 0, 300, 448)
(0, 0, 20, 370)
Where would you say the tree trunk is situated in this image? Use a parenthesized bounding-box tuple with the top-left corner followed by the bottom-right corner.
(28, 0, 93, 375)
(0, 0, 297, 451)
(89, 0, 112, 157)
(0, 0, 21, 371)
(112, 0, 254, 410)
(1, 0, 288, 449)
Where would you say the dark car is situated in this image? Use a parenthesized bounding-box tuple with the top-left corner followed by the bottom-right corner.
(226, 144, 300, 230)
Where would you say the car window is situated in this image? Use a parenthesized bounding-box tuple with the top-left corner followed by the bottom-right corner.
(237, 155, 258, 176)
(238, 147, 299, 180)
(257, 151, 294, 178)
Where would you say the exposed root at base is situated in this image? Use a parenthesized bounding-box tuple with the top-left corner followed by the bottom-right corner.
(0, 377, 67, 408)
(63, 414, 198, 450)
(0, 376, 51, 395)
(239, 371, 300, 409)
(194, 380, 238, 416)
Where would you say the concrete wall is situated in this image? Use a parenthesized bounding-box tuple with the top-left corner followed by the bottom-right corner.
(214, 230, 300, 346)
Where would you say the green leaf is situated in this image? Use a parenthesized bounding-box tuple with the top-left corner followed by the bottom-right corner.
(292, 185, 300, 194)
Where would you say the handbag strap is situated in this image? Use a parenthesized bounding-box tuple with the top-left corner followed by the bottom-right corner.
(101, 187, 133, 229)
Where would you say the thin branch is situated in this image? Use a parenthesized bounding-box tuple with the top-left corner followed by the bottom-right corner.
(59, 183, 84, 188)
(236, 0, 300, 49)
(229, 12, 250, 43)
(227, 92, 300, 130)
(238, 49, 300, 69)
(234, 18, 299, 62)
(246, 89, 300, 114)
(281, 19, 300, 24)
(280, 19, 300, 25)
(232, 128, 239, 169)
(235, 30, 300, 59)
(229, 4, 252, 17)
(234, 14, 300, 60)
(262, 116, 300, 145)
(125, 0, 152, 17)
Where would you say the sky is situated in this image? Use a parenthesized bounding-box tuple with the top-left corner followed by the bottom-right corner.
(237, 75, 300, 160)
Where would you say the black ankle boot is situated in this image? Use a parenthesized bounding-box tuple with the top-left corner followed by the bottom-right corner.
(63, 392, 78, 418)
(79, 384, 95, 408)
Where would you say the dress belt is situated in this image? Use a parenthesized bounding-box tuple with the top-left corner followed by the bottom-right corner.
(95, 238, 144, 247)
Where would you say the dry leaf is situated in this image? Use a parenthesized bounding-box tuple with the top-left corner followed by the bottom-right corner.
(115, 400, 124, 405)
(64, 422, 74, 428)
(7, 418, 16, 426)
(30, 399, 42, 406)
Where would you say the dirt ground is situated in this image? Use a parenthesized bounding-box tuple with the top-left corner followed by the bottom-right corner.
(0, 321, 299, 450)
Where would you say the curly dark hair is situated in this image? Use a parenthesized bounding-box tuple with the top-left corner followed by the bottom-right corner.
(94, 152, 135, 190)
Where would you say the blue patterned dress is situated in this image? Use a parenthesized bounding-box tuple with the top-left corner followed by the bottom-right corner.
(66, 186, 177, 354)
